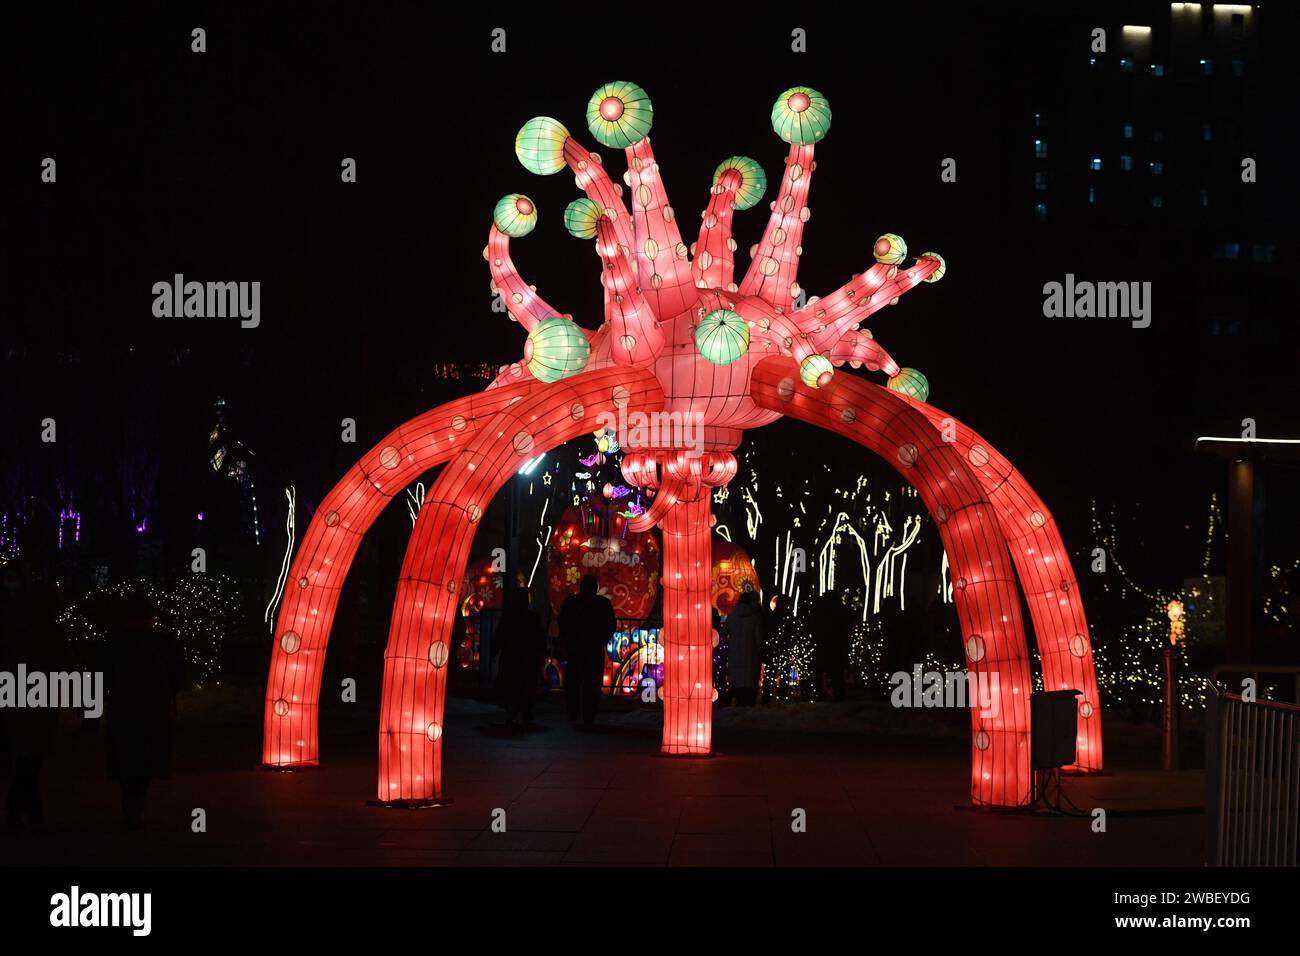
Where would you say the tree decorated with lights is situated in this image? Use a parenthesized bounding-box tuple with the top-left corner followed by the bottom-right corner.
(263, 82, 1103, 807)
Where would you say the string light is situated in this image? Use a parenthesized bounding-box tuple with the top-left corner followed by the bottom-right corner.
(59, 575, 242, 686)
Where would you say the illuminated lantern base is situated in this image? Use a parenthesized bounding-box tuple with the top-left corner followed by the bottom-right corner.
(658, 490, 715, 754)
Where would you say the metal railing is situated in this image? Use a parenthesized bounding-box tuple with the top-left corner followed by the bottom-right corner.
(1206, 666, 1300, 866)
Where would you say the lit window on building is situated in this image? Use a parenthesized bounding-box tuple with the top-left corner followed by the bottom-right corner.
(1034, 203, 1048, 222)
(1088, 185, 1097, 204)
(1034, 139, 1048, 159)
(1252, 243, 1276, 265)
(1123, 124, 1134, 139)
(1034, 171, 1048, 191)
(1149, 161, 1164, 175)
(1151, 63, 1165, 77)
(1090, 156, 1103, 171)
(1151, 195, 1163, 208)
(1120, 155, 1134, 171)
(1120, 57, 1134, 73)
(1034, 112, 1042, 127)
(1221, 242, 1240, 260)
(1200, 58, 1213, 76)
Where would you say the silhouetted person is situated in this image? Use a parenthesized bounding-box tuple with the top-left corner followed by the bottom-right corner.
(104, 589, 180, 830)
(726, 591, 763, 706)
(493, 588, 546, 726)
(810, 592, 853, 702)
(2, 558, 62, 830)
(558, 575, 615, 726)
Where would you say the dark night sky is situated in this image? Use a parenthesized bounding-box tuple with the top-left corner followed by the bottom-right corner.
(3, 3, 1297, 590)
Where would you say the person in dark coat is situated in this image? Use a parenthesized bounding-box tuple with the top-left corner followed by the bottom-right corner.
(104, 589, 181, 830)
(493, 588, 546, 726)
(558, 574, 616, 726)
(726, 591, 764, 706)
(2, 558, 63, 830)
(809, 591, 854, 702)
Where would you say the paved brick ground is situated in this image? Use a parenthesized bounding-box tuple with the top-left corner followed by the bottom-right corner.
(2, 694, 1205, 866)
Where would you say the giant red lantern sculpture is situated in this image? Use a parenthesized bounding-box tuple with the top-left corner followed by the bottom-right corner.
(263, 82, 1102, 806)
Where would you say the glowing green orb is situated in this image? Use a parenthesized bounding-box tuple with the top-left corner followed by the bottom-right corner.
(888, 368, 930, 403)
(771, 86, 832, 145)
(800, 353, 834, 388)
(873, 233, 907, 265)
(563, 198, 604, 239)
(516, 116, 570, 176)
(586, 81, 653, 148)
(695, 309, 750, 365)
(493, 194, 538, 238)
(712, 156, 767, 211)
(525, 317, 590, 383)
(922, 252, 946, 282)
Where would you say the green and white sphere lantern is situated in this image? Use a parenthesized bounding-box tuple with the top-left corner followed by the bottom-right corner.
(771, 86, 832, 145)
(564, 198, 604, 239)
(712, 156, 767, 211)
(800, 353, 835, 388)
(525, 317, 590, 383)
(922, 252, 946, 282)
(516, 116, 571, 176)
(888, 368, 930, 403)
(695, 309, 750, 365)
(586, 81, 653, 148)
(493, 194, 538, 238)
(873, 233, 907, 266)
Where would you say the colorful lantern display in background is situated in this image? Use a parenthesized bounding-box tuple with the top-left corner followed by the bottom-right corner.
(711, 540, 760, 616)
(455, 557, 505, 669)
(460, 557, 505, 616)
(546, 504, 660, 621)
(606, 625, 664, 696)
(262, 80, 1103, 808)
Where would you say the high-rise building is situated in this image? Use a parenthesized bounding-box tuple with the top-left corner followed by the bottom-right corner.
(1027, 4, 1279, 341)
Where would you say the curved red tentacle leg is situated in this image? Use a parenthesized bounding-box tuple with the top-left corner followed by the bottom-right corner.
(896, 395, 1103, 773)
(262, 376, 552, 769)
(376, 366, 664, 803)
(751, 356, 1035, 806)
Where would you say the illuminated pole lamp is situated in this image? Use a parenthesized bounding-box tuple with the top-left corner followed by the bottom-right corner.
(261, 81, 1104, 808)
(1163, 598, 1185, 771)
